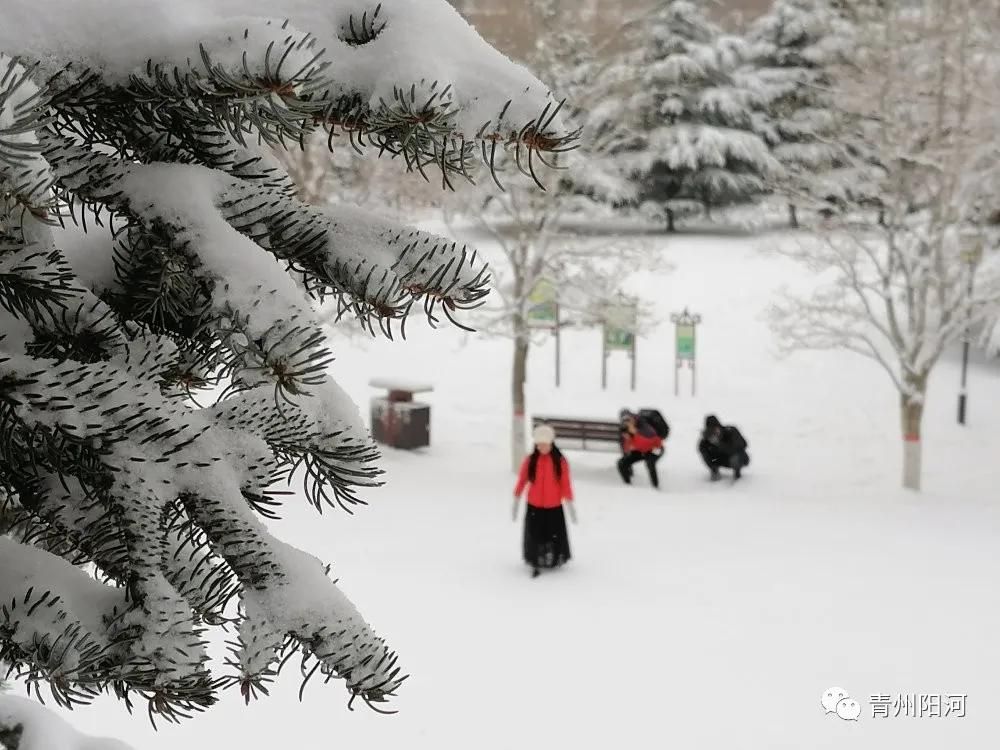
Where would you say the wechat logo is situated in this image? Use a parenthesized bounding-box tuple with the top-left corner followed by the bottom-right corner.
(822, 686, 861, 721)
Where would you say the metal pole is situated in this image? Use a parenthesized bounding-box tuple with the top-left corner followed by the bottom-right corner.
(691, 327, 698, 396)
(958, 265, 974, 425)
(958, 343, 968, 424)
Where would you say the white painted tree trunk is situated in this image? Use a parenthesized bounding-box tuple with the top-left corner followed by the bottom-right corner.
(900, 391, 925, 491)
(511, 411, 526, 473)
(902, 439, 922, 491)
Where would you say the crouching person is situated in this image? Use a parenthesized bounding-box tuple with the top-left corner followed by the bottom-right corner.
(617, 409, 666, 489)
(699, 414, 749, 481)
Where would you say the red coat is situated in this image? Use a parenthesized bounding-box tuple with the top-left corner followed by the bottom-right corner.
(514, 453, 573, 509)
(622, 431, 663, 454)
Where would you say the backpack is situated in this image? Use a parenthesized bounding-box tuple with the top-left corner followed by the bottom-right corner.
(638, 408, 670, 440)
(724, 426, 747, 451)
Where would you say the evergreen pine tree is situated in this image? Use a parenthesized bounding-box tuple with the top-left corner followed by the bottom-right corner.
(747, 0, 855, 226)
(598, 0, 781, 231)
(0, 0, 571, 723)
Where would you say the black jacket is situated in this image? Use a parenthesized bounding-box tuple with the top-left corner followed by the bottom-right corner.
(702, 425, 747, 456)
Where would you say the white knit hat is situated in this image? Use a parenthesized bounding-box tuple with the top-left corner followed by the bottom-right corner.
(532, 424, 556, 445)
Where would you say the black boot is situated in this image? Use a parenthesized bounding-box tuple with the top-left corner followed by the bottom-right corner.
(531, 567, 541, 578)
(617, 458, 632, 484)
(710, 467, 721, 481)
(646, 456, 660, 489)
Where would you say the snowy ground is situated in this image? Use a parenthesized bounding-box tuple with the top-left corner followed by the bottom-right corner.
(47, 227, 1000, 748)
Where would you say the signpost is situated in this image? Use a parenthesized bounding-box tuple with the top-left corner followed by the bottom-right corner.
(670, 308, 701, 396)
(526, 278, 562, 387)
(601, 297, 638, 390)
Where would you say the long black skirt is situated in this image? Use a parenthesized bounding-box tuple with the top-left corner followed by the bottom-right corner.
(523, 504, 571, 569)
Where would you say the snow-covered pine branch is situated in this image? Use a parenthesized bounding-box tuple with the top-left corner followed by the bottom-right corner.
(0, 0, 575, 726)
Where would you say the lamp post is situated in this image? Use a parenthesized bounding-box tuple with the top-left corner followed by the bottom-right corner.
(958, 233, 983, 425)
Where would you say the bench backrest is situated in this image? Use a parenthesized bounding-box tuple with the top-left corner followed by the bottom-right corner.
(532, 415, 621, 446)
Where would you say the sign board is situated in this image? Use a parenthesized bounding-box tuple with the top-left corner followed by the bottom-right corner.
(670, 308, 702, 396)
(603, 301, 637, 352)
(604, 325, 634, 351)
(676, 323, 695, 360)
(526, 279, 558, 328)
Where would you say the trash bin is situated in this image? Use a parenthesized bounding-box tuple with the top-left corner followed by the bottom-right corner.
(369, 379, 433, 449)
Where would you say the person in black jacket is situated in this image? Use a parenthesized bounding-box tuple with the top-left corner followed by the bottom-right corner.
(698, 414, 749, 481)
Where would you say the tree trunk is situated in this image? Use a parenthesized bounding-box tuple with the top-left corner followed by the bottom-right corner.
(511, 334, 529, 473)
(788, 203, 799, 228)
(665, 207, 676, 233)
(900, 393, 925, 491)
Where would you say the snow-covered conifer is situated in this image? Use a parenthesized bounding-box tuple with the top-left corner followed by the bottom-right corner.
(592, 0, 781, 231)
(0, 0, 571, 723)
(747, 0, 857, 225)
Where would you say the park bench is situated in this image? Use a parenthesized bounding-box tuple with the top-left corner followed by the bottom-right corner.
(531, 414, 622, 452)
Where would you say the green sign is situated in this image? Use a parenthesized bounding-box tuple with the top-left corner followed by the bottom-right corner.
(676, 323, 695, 360)
(526, 279, 558, 327)
(605, 325, 634, 351)
(604, 301, 637, 351)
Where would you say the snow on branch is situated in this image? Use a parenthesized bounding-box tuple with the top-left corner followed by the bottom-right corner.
(0, 0, 574, 723)
(41, 134, 490, 350)
(5, 0, 576, 184)
(770, 226, 1000, 400)
(1, 318, 398, 716)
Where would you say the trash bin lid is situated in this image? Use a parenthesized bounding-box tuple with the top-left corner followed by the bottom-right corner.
(368, 377, 434, 394)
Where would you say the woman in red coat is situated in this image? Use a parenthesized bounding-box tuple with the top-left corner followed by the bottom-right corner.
(512, 424, 576, 578)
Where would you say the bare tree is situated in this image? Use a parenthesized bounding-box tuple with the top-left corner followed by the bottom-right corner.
(438, 0, 659, 470)
(770, 0, 1000, 490)
(446, 170, 656, 470)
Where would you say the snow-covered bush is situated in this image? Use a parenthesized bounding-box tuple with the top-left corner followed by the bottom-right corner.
(0, 0, 571, 724)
